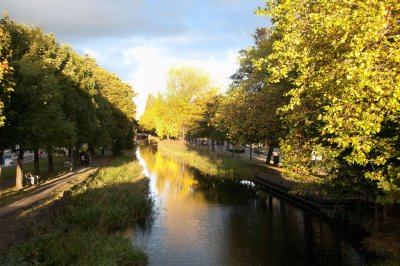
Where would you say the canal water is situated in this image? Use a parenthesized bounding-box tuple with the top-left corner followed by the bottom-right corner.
(133, 144, 374, 265)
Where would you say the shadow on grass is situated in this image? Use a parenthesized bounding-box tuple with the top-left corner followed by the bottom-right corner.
(0, 152, 153, 266)
(0, 156, 69, 192)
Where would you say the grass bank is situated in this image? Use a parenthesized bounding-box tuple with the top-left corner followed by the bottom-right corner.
(0, 150, 153, 266)
(156, 139, 400, 262)
(156, 139, 263, 179)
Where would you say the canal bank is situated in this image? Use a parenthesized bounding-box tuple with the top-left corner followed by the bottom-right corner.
(0, 150, 153, 265)
(155, 139, 371, 211)
(134, 142, 382, 265)
(152, 139, 400, 262)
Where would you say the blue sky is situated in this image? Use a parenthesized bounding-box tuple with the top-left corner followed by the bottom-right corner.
(0, 0, 270, 117)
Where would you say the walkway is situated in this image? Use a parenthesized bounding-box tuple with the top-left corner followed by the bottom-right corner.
(0, 166, 99, 251)
(0, 167, 95, 219)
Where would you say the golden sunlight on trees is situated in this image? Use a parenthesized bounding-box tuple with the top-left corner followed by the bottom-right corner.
(142, 0, 400, 205)
(258, 0, 400, 202)
(139, 66, 218, 140)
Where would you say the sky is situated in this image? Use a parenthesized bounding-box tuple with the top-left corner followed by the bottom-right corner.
(0, 0, 270, 118)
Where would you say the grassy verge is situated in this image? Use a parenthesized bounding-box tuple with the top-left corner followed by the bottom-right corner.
(156, 139, 264, 179)
(0, 151, 153, 266)
(0, 156, 69, 206)
(1, 155, 68, 181)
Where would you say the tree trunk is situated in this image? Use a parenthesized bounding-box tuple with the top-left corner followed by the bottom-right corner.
(88, 144, 96, 155)
(16, 149, 24, 189)
(73, 148, 80, 171)
(68, 147, 74, 172)
(266, 146, 273, 165)
(249, 143, 252, 161)
(47, 147, 54, 172)
(33, 147, 40, 175)
(0, 149, 3, 179)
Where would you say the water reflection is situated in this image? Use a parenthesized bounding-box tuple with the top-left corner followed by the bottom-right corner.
(133, 144, 372, 265)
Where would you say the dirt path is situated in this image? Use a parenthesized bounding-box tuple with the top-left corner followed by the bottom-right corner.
(0, 165, 101, 252)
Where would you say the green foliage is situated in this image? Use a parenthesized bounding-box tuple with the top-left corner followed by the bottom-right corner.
(213, 28, 289, 150)
(0, 25, 12, 128)
(139, 66, 217, 139)
(189, 95, 226, 141)
(258, 0, 400, 202)
(0, 15, 138, 166)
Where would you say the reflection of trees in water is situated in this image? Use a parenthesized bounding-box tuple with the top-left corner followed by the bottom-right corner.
(136, 144, 369, 265)
(138, 144, 198, 199)
(220, 193, 365, 266)
(193, 172, 257, 204)
(139, 143, 257, 204)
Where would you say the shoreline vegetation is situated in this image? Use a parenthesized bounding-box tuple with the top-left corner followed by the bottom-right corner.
(154, 138, 400, 262)
(155, 138, 264, 180)
(0, 150, 153, 266)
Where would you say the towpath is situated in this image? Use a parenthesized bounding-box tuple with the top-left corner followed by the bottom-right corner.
(0, 164, 100, 252)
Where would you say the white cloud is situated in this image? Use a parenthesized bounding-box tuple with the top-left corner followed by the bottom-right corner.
(1, 0, 270, 121)
(122, 45, 238, 119)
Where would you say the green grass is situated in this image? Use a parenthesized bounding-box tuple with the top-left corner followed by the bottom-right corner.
(0, 155, 69, 204)
(0, 151, 153, 266)
(157, 140, 263, 179)
(1, 155, 68, 181)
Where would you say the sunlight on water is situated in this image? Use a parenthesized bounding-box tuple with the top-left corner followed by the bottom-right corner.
(133, 144, 374, 266)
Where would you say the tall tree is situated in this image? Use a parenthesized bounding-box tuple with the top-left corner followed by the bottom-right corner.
(259, 0, 400, 201)
(228, 28, 290, 162)
(90, 58, 137, 154)
(0, 26, 12, 128)
(166, 66, 216, 139)
(0, 25, 12, 178)
(139, 66, 217, 140)
(139, 94, 157, 134)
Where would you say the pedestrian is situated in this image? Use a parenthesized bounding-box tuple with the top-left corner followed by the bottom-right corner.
(79, 151, 85, 166)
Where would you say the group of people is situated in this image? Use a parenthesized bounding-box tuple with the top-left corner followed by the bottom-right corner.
(79, 151, 90, 166)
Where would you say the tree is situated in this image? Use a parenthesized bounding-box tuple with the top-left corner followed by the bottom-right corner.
(259, 0, 400, 202)
(0, 25, 13, 178)
(85, 58, 137, 154)
(0, 26, 12, 128)
(227, 28, 290, 162)
(189, 94, 226, 149)
(139, 94, 157, 133)
(139, 66, 217, 140)
(0, 15, 139, 184)
(166, 66, 216, 139)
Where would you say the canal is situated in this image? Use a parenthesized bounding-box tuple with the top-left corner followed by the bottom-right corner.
(133, 144, 374, 265)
